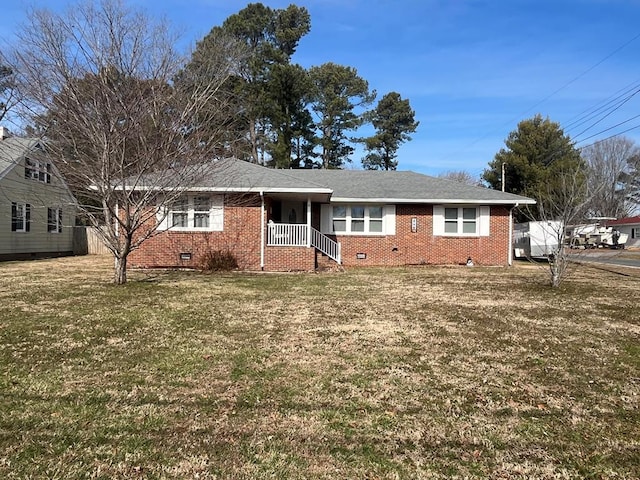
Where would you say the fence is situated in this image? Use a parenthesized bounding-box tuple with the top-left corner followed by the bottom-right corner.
(73, 226, 111, 255)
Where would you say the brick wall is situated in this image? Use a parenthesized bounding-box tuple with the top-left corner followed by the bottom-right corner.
(264, 245, 315, 271)
(129, 201, 513, 271)
(337, 205, 511, 267)
(129, 200, 264, 270)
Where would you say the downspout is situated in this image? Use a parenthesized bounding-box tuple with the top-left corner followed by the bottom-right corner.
(260, 191, 265, 270)
(508, 202, 518, 266)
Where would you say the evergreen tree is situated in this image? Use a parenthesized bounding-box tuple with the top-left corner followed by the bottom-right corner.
(483, 114, 584, 221)
(308, 62, 375, 169)
(362, 92, 418, 170)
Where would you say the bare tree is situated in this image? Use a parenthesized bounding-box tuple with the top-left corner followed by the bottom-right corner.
(11, 0, 245, 283)
(437, 170, 483, 186)
(0, 59, 19, 124)
(581, 136, 640, 218)
(533, 167, 593, 288)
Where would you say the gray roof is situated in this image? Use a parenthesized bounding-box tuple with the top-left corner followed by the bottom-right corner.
(133, 158, 536, 205)
(286, 169, 535, 204)
(191, 159, 331, 193)
(0, 137, 41, 180)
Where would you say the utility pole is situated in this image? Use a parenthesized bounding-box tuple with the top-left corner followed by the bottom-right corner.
(501, 162, 506, 192)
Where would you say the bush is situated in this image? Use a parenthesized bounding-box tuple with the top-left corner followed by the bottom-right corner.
(200, 250, 238, 272)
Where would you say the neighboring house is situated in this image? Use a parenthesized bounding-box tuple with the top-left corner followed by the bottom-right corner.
(0, 129, 76, 261)
(605, 216, 640, 249)
(129, 159, 535, 271)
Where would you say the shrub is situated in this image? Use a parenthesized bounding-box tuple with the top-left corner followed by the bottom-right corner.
(200, 249, 238, 272)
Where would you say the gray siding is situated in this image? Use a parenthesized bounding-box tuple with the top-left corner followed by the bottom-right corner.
(0, 153, 76, 257)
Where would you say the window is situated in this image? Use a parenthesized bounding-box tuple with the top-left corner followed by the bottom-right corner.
(48, 208, 63, 233)
(331, 205, 386, 234)
(434, 205, 489, 237)
(443, 207, 477, 235)
(170, 198, 189, 228)
(332, 206, 347, 232)
(351, 206, 365, 232)
(193, 196, 211, 228)
(632, 227, 638, 239)
(369, 206, 383, 233)
(25, 158, 51, 183)
(166, 195, 223, 231)
(11, 203, 30, 232)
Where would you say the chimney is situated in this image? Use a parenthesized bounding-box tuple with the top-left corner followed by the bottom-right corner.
(0, 126, 10, 140)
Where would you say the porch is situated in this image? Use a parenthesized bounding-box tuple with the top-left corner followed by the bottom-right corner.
(267, 222, 341, 265)
(263, 197, 341, 265)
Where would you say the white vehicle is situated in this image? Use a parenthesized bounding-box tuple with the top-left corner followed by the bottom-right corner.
(513, 221, 563, 259)
(566, 224, 628, 249)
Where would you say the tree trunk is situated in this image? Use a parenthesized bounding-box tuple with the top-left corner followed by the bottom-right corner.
(249, 120, 259, 164)
(114, 254, 127, 285)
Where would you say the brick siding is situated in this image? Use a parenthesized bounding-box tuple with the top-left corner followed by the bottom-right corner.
(338, 205, 511, 267)
(130, 200, 512, 271)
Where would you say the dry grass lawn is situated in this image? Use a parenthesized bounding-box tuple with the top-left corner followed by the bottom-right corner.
(0, 255, 638, 479)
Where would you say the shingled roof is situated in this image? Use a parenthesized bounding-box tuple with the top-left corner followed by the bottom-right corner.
(286, 168, 535, 204)
(133, 158, 536, 205)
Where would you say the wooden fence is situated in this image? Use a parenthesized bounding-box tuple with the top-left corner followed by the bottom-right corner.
(73, 226, 111, 255)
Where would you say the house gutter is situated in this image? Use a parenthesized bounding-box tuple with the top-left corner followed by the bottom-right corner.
(260, 191, 265, 270)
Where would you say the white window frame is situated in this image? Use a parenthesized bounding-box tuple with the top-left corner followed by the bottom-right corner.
(25, 158, 52, 183)
(434, 205, 490, 237)
(163, 194, 224, 232)
(331, 204, 387, 235)
(48, 207, 63, 233)
(11, 202, 29, 233)
(632, 227, 638, 239)
(444, 206, 478, 236)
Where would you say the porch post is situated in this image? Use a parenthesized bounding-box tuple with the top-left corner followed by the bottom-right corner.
(306, 197, 311, 247)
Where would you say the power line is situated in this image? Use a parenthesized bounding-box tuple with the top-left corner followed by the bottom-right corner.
(437, 30, 640, 169)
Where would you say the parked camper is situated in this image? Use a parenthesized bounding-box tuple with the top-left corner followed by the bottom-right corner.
(513, 221, 563, 259)
(566, 224, 628, 249)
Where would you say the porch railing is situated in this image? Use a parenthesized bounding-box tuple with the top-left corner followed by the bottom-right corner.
(266, 223, 341, 265)
(267, 223, 309, 247)
(311, 227, 341, 264)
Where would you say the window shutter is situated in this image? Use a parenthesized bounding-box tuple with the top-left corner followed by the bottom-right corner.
(383, 205, 396, 235)
(47, 208, 53, 232)
(479, 206, 490, 236)
(46, 163, 52, 184)
(433, 205, 444, 236)
(57, 209, 63, 233)
(11, 202, 17, 231)
(320, 204, 333, 233)
(210, 195, 224, 231)
(25, 204, 31, 232)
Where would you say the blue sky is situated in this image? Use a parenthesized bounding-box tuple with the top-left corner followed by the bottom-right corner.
(2, 0, 639, 177)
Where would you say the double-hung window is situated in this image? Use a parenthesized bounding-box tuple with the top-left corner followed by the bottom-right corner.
(48, 207, 63, 233)
(11, 202, 30, 232)
(331, 205, 386, 235)
(434, 205, 490, 237)
(25, 158, 52, 183)
(166, 195, 223, 231)
(444, 207, 477, 235)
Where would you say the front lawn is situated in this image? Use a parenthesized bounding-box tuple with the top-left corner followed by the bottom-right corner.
(0, 256, 638, 479)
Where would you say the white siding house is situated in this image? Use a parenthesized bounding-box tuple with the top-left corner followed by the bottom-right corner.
(606, 216, 640, 249)
(0, 131, 76, 260)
